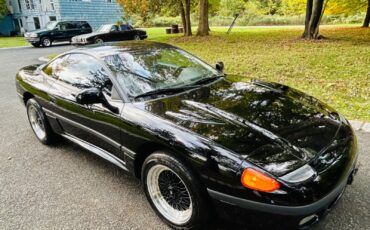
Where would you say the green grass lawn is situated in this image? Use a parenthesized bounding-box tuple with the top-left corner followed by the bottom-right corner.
(0, 37, 29, 48)
(3, 26, 368, 121)
(145, 26, 370, 121)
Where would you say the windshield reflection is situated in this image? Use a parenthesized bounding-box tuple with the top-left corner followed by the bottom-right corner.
(45, 21, 58, 30)
(103, 48, 220, 99)
(97, 25, 113, 33)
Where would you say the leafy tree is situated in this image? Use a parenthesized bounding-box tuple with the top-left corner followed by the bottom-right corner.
(364, 0, 370, 27)
(197, 0, 210, 35)
(182, 0, 193, 36)
(219, 0, 245, 16)
(117, 0, 193, 36)
(117, 0, 151, 20)
(281, 0, 306, 15)
(325, 0, 367, 15)
(0, 0, 8, 19)
(254, 0, 283, 15)
(302, 0, 326, 39)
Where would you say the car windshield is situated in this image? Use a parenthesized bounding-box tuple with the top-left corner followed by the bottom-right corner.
(45, 21, 58, 30)
(103, 47, 221, 99)
(96, 25, 113, 33)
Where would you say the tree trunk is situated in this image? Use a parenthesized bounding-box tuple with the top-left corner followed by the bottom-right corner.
(302, 0, 325, 39)
(197, 0, 209, 36)
(363, 0, 370, 27)
(182, 0, 192, 36)
(180, 2, 187, 35)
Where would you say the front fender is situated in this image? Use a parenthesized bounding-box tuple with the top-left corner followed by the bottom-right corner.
(121, 103, 245, 190)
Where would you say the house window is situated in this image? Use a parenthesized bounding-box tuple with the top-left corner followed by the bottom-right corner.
(50, 0, 55, 11)
(49, 16, 57, 21)
(25, 0, 35, 10)
(25, 0, 30, 9)
(17, 0, 22, 12)
(34, 17, 40, 29)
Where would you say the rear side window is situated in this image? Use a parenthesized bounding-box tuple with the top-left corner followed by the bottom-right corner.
(120, 25, 132, 31)
(43, 55, 70, 79)
(55, 54, 111, 90)
(44, 54, 119, 100)
(81, 22, 91, 29)
(66, 22, 77, 29)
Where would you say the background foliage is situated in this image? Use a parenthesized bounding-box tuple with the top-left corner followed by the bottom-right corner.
(125, 0, 369, 27)
(0, 0, 8, 19)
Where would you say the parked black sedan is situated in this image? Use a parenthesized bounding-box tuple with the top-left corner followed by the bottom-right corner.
(71, 24, 147, 45)
(16, 42, 359, 229)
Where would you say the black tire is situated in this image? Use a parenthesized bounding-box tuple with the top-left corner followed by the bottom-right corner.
(94, 37, 104, 44)
(31, 43, 40, 47)
(142, 151, 209, 230)
(41, 37, 52, 47)
(26, 98, 55, 145)
(133, 35, 141, 40)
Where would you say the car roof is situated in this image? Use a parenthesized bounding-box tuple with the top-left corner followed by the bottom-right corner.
(71, 41, 174, 58)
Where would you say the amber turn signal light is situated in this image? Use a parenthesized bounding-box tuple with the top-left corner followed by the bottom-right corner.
(241, 168, 280, 192)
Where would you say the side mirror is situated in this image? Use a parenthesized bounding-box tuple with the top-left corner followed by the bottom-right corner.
(215, 61, 224, 72)
(76, 88, 103, 105)
(75, 87, 120, 114)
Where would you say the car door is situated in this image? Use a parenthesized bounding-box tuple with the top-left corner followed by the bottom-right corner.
(64, 22, 80, 40)
(43, 53, 125, 158)
(51, 22, 66, 41)
(108, 25, 121, 41)
(118, 25, 134, 40)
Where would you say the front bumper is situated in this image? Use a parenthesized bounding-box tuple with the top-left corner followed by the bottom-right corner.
(208, 162, 359, 229)
(25, 37, 40, 43)
(71, 37, 91, 46)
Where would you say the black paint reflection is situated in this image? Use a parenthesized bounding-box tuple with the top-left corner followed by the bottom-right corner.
(136, 77, 348, 176)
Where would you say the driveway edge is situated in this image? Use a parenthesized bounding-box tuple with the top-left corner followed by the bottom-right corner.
(349, 120, 370, 133)
(0, 45, 30, 50)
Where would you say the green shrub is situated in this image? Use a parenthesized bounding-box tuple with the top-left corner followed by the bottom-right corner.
(138, 13, 365, 28)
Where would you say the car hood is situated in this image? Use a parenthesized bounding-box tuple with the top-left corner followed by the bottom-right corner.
(27, 29, 49, 34)
(135, 77, 350, 176)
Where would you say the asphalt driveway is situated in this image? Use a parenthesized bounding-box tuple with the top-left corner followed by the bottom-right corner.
(0, 45, 369, 230)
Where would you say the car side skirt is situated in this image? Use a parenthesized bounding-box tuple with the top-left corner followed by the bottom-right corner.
(43, 108, 136, 174)
(61, 133, 129, 172)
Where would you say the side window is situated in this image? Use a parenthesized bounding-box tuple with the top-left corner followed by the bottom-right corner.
(57, 54, 111, 89)
(57, 22, 67, 31)
(120, 25, 129, 31)
(42, 55, 70, 79)
(111, 25, 119, 32)
(81, 22, 90, 29)
(44, 54, 119, 100)
(66, 22, 76, 30)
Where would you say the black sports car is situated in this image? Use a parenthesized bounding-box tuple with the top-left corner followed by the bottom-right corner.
(16, 42, 359, 229)
(71, 24, 147, 45)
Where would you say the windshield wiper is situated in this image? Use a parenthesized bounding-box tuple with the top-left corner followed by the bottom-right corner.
(134, 85, 198, 100)
(189, 75, 223, 86)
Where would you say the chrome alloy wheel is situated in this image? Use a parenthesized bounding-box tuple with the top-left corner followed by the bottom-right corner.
(95, 38, 104, 44)
(147, 165, 193, 225)
(42, 38, 51, 47)
(28, 105, 46, 140)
